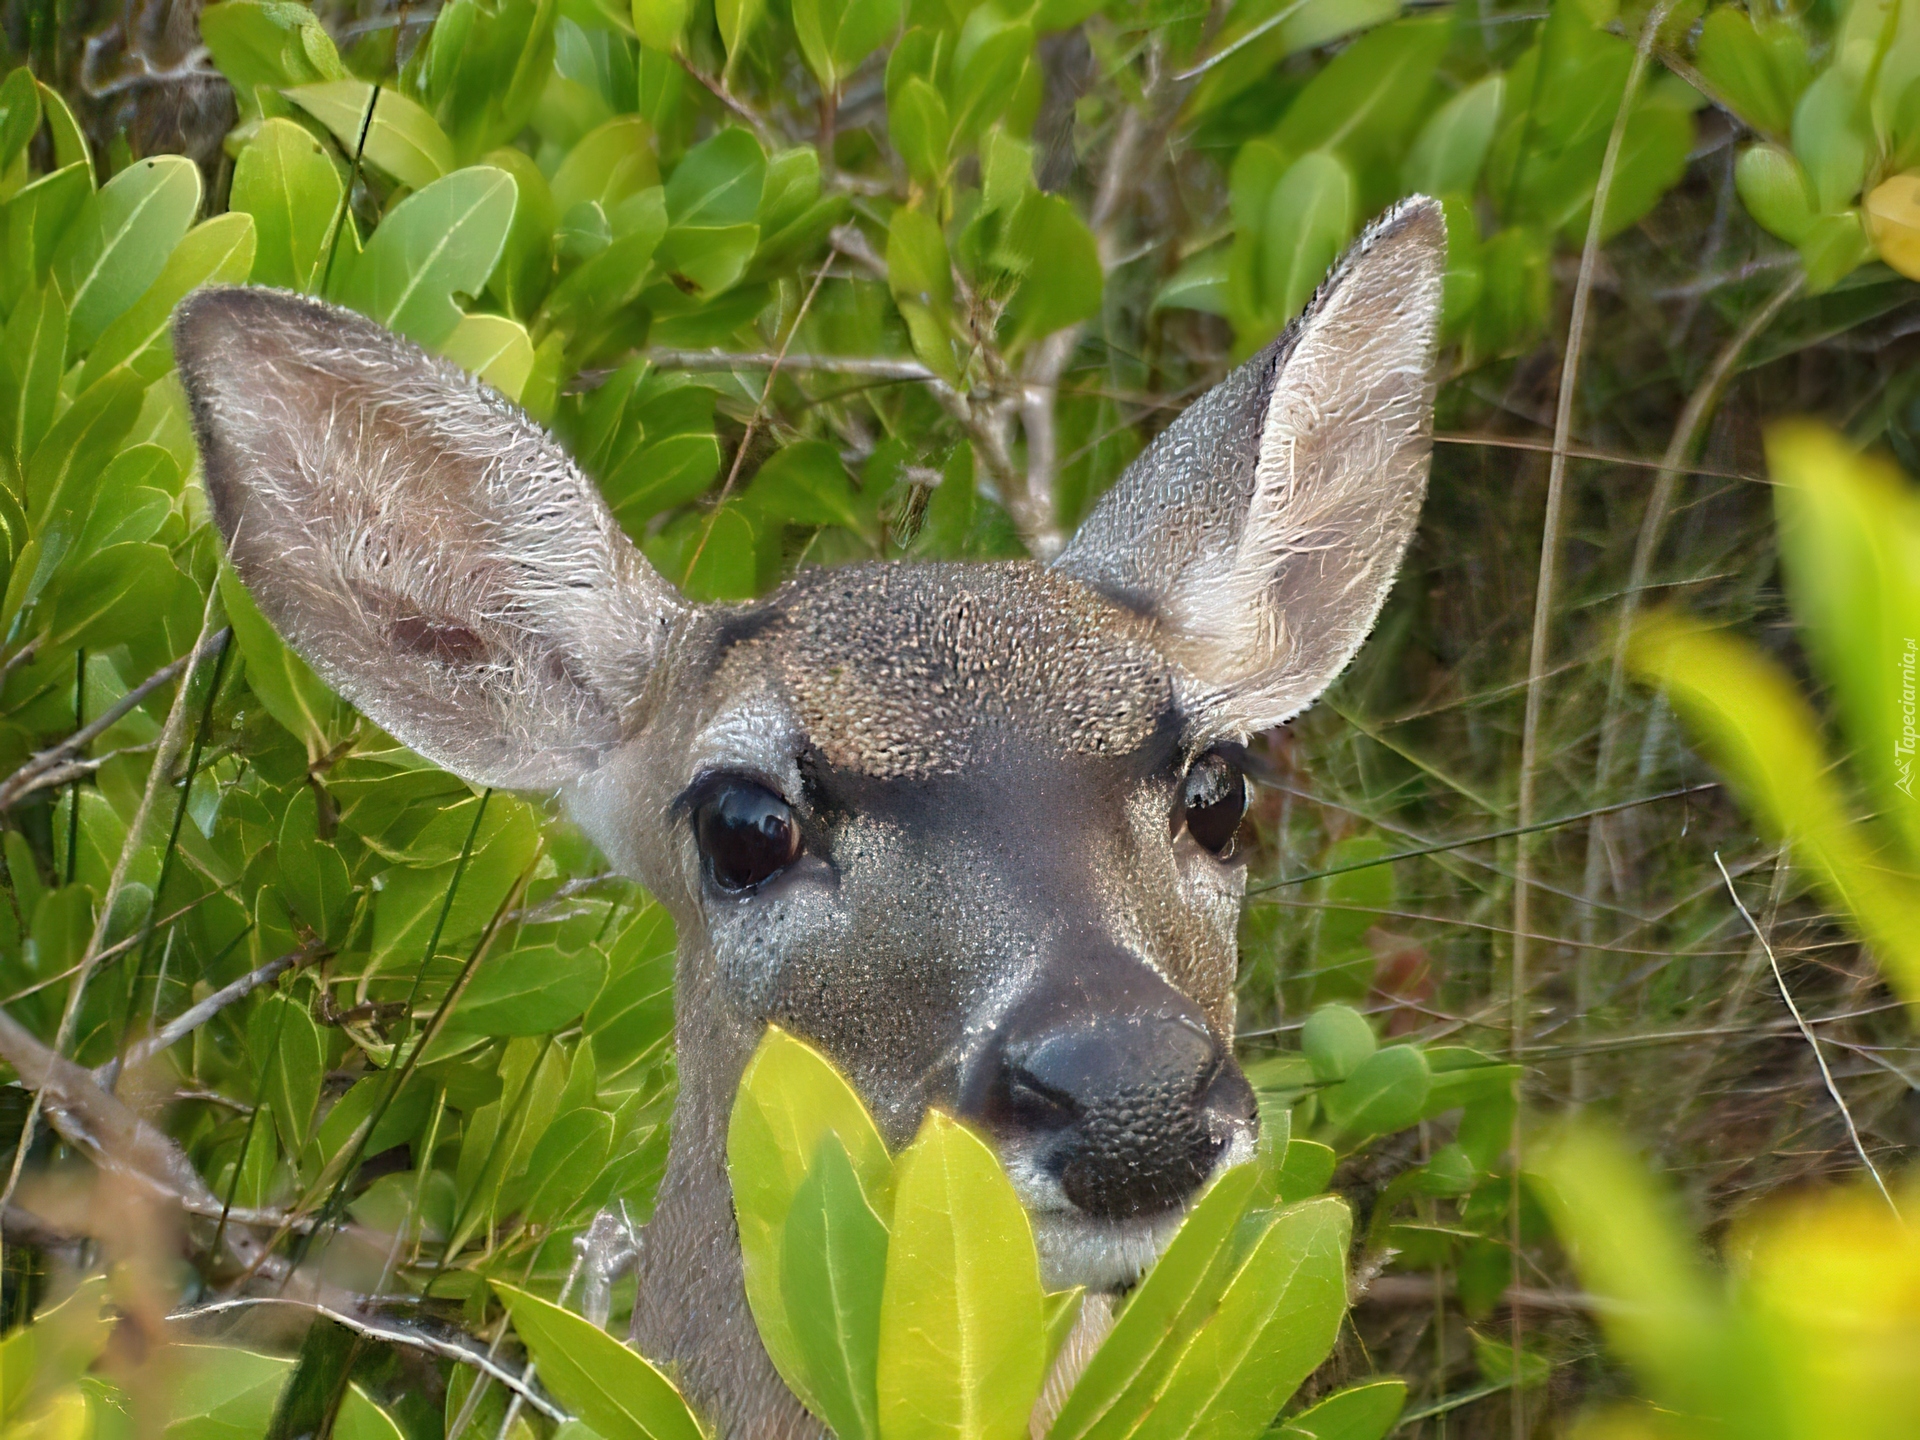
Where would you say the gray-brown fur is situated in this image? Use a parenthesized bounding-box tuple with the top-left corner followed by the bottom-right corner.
(172, 196, 1446, 1438)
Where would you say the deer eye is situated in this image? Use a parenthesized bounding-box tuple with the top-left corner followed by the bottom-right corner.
(695, 780, 801, 891)
(1179, 751, 1246, 857)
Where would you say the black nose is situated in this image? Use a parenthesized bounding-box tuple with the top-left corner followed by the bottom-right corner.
(965, 951, 1258, 1221)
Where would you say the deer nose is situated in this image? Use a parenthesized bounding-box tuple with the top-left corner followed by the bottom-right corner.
(965, 954, 1257, 1222)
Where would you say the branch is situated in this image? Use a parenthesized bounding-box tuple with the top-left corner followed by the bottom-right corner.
(0, 1003, 280, 1272)
(0, 633, 227, 812)
(645, 349, 937, 381)
(96, 941, 323, 1088)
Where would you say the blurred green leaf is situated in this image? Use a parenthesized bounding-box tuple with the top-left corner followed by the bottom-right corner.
(793, 0, 904, 93)
(1301, 1003, 1375, 1083)
(1404, 75, 1504, 198)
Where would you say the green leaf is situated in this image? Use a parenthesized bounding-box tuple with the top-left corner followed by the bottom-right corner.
(793, 0, 904, 93)
(1276, 1380, 1407, 1440)
(287, 81, 455, 192)
(1403, 74, 1504, 198)
(717, 0, 767, 72)
(1792, 69, 1871, 215)
(36, 82, 90, 179)
(277, 787, 354, 944)
(512, 1106, 618, 1223)
(336, 165, 518, 347)
(493, 1282, 705, 1440)
(74, 445, 177, 556)
(729, 1027, 893, 1406)
(438, 312, 537, 402)
(451, 942, 609, 1034)
(1695, 6, 1799, 137)
(1736, 143, 1817, 245)
(1801, 209, 1872, 293)
(2, 163, 91, 306)
(249, 991, 325, 1156)
(554, 116, 661, 216)
(1048, 1163, 1261, 1440)
(33, 541, 179, 653)
(947, 19, 1032, 144)
(51, 154, 202, 356)
(201, 1, 345, 116)
(483, 146, 557, 319)
(749, 440, 866, 534)
(25, 370, 144, 523)
(783, 1134, 889, 1440)
(542, 187, 666, 324)
(1254, 151, 1352, 335)
(230, 116, 343, 292)
(1275, 1139, 1336, 1205)
(878, 1111, 1046, 1440)
(1134, 1196, 1352, 1440)
(632, 0, 691, 53)
(1321, 1044, 1431, 1142)
(369, 799, 539, 967)
(890, 76, 953, 185)
(1271, 14, 1451, 174)
(658, 129, 765, 297)
(81, 213, 257, 388)
(0, 282, 66, 466)
(0, 68, 40, 178)
(1006, 194, 1102, 346)
(1301, 1004, 1374, 1083)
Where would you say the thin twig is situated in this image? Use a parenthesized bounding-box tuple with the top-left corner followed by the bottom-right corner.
(1, 607, 226, 1209)
(96, 942, 322, 1087)
(645, 349, 936, 381)
(0, 638, 222, 811)
(1713, 852, 1902, 1222)
(681, 240, 843, 583)
(1508, 8, 1673, 1427)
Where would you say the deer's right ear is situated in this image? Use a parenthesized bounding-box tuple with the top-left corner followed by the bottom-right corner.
(175, 288, 689, 791)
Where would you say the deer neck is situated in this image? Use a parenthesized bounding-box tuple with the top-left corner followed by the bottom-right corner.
(631, 943, 819, 1439)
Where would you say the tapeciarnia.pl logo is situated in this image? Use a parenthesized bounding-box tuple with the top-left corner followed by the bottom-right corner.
(1899, 637, 1916, 800)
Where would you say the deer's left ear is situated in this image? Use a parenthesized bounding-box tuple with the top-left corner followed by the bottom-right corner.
(1055, 198, 1445, 733)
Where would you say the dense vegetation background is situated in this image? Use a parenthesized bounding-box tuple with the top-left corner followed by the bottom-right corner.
(0, 0, 1914, 1434)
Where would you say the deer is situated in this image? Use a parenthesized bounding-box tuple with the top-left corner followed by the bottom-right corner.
(172, 195, 1445, 1438)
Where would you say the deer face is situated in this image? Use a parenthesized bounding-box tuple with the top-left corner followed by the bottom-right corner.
(173, 195, 1443, 1404)
(581, 560, 1259, 1290)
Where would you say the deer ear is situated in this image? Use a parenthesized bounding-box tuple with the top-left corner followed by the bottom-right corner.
(175, 288, 689, 790)
(1056, 198, 1445, 733)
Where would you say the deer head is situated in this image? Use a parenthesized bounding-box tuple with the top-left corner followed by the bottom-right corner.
(173, 197, 1444, 1438)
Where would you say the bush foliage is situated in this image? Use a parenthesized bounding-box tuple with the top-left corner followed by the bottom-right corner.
(0, 0, 1914, 1434)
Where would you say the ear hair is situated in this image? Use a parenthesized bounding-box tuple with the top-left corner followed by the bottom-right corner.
(1056, 198, 1446, 734)
(175, 287, 689, 789)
